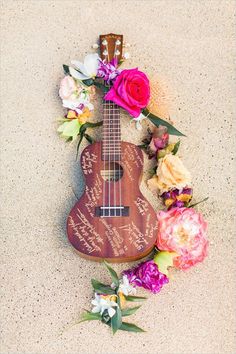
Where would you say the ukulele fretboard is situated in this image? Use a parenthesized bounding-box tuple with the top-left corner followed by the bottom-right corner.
(102, 101, 121, 161)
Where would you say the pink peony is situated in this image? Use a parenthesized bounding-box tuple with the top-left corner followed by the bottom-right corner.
(104, 68, 150, 118)
(157, 208, 208, 270)
(59, 76, 77, 100)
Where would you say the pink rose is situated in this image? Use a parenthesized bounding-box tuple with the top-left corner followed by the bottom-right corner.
(104, 68, 150, 118)
(156, 208, 208, 270)
(59, 76, 77, 100)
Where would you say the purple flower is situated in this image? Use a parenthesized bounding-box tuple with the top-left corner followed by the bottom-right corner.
(161, 187, 193, 209)
(123, 260, 169, 294)
(97, 58, 120, 83)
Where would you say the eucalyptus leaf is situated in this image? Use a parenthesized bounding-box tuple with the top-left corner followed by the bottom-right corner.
(172, 140, 180, 155)
(111, 306, 122, 334)
(63, 64, 70, 74)
(119, 322, 145, 333)
(91, 279, 115, 295)
(94, 81, 109, 93)
(142, 109, 186, 137)
(121, 306, 141, 317)
(79, 310, 102, 323)
(82, 78, 94, 86)
(125, 295, 147, 302)
(103, 261, 119, 287)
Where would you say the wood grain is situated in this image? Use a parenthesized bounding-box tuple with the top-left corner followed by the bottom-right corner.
(67, 141, 158, 263)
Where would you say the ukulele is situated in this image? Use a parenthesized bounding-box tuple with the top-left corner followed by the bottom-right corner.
(67, 33, 158, 262)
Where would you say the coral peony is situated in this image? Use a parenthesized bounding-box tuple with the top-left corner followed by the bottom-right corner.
(123, 260, 169, 294)
(157, 207, 208, 270)
(104, 68, 150, 118)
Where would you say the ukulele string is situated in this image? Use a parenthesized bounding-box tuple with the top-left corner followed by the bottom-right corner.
(113, 50, 122, 215)
(112, 102, 117, 217)
(102, 101, 106, 217)
(108, 96, 111, 217)
(102, 47, 109, 217)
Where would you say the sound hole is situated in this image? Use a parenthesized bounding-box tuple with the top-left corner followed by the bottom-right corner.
(100, 162, 123, 182)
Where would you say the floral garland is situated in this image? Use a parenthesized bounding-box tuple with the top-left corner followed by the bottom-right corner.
(57, 53, 208, 334)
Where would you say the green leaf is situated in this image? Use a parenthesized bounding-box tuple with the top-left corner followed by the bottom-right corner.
(79, 310, 102, 323)
(94, 81, 109, 93)
(91, 279, 115, 295)
(111, 306, 122, 334)
(76, 132, 85, 160)
(121, 306, 141, 317)
(124, 295, 147, 302)
(84, 133, 94, 144)
(172, 140, 180, 155)
(103, 261, 119, 287)
(81, 121, 103, 130)
(119, 322, 145, 333)
(142, 109, 186, 137)
(188, 197, 209, 208)
(63, 64, 70, 74)
(82, 78, 94, 86)
(154, 251, 177, 276)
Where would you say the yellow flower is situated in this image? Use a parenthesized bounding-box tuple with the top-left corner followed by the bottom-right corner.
(101, 294, 117, 303)
(78, 107, 91, 124)
(118, 291, 126, 309)
(67, 110, 77, 119)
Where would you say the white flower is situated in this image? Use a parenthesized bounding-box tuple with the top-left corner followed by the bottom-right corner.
(69, 53, 100, 80)
(91, 293, 117, 318)
(130, 113, 146, 130)
(118, 275, 136, 296)
(62, 90, 94, 114)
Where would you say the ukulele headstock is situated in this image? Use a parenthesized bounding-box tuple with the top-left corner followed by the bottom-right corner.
(99, 33, 123, 63)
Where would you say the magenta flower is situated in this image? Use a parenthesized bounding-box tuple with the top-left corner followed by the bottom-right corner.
(97, 58, 120, 83)
(104, 68, 150, 118)
(123, 260, 169, 294)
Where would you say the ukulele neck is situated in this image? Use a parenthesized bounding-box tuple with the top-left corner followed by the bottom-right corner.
(102, 101, 121, 161)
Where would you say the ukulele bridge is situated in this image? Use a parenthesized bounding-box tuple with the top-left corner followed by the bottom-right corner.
(95, 206, 129, 217)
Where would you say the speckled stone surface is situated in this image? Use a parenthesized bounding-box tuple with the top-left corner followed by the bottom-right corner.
(0, 1, 236, 353)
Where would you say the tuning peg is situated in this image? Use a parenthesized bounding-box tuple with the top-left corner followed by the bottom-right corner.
(123, 42, 131, 48)
(92, 43, 99, 49)
(102, 39, 108, 45)
(115, 39, 121, 45)
(123, 52, 130, 59)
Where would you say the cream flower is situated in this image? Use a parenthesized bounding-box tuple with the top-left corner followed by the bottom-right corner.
(148, 154, 191, 193)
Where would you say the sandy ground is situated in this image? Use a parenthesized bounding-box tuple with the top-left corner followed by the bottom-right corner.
(0, 1, 236, 353)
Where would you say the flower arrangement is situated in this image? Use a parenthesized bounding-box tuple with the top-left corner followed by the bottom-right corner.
(57, 51, 208, 334)
(57, 53, 184, 154)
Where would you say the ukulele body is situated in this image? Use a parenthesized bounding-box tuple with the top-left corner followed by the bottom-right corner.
(67, 141, 158, 262)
